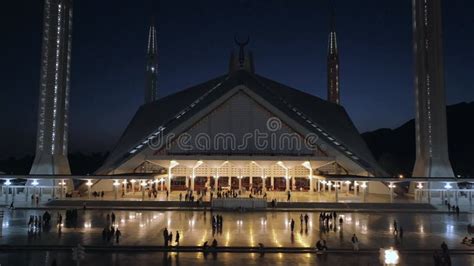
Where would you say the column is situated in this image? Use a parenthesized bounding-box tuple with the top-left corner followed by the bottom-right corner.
(12, 187, 16, 201)
(335, 182, 339, 202)
(238, 177, 242, 191)
(60, 179, 64, 199)
(185, 176, 189, 190)
(309, 176, 313, 194)
(291, 177, 296, 191)
(469, 191, 472, 206)
(214, 176, 219, 192)
(141, 181, 146, 201)
(52, 183, 56, 199)
(455, 189, 458, 205)
(284, 168, 289, 192)
(25, 187, 29, 202)
(249, 176, 253, 191)
(361, 182, 367, 203)
(427, 182, 431, 204)
(389, 182, 394, 203)
(262, 177, 267, 192)
(167, 174, 172, 194)
(5, 187, 8, 203)
(270, 176, 274, 190)
(190, 175, 195, 191)
(228, 176, 231, 187)
(354, 181, 358, 196)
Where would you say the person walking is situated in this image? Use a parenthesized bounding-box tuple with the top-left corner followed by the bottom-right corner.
(351, 234, 359, 251)
(399, 226, 404, 240)
(115, 228, 121, 244)
(393, 220, 398, 235)
(304, 214, 309, 227)
(111, 212, 116, 224)
(290, 219, 295, 232)
(175, 231, 180, 244)
(287, 191, 291, 202)
(169, 231, 173, 245)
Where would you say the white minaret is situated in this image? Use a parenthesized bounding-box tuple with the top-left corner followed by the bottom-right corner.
(145, 18, 158, 103)
(30, 0, 73, 185)
(412, 0, 454, 178)
(327, 3, 340, 104)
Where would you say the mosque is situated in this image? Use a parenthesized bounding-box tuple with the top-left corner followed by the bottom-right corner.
(92, 29, 389, 195)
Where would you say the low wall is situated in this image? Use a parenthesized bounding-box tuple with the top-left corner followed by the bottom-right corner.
(211, 198, 266, 210)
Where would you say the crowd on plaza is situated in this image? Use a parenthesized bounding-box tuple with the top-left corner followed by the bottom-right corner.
(91, 191, 105, 198)
(445, 201, 461, 216)
(162, 227, 180, 246)
(211, 214, 224, 235)
(102, 212, 122, 244)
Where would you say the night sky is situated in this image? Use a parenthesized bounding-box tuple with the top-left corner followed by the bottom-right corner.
(0, 0, 473, 158)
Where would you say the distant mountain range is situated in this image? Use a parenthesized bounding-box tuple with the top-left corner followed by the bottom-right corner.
(362, 102, 473, 177)
(1, 102, 472, 177)
(0, 152, 108, 175)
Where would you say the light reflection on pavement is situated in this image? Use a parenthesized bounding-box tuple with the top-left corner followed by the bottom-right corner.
(1, 209, 473, 251)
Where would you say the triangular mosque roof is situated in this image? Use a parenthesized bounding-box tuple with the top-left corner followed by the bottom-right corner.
(97, 70, 385, 176)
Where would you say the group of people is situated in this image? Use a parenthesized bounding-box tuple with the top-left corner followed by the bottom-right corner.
(27, 211, 60, 235)
(445, 201, 460, 215)
(92, 191, 105, 198)
(30, 195, 40, 206)
(180, 190, 196, 202)
(299, 213, 310, 229)
(102, 225, 121, 244)
(319, 211, 343, 227)
(27, 215, 44, 232)
(102, 212, 121, 243)
(162, 227, 180, 246)
(461, 236, 474, 246)
(211, 214, 224, 233)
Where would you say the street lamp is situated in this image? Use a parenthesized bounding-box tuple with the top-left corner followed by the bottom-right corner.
(4, 179, 11, 186)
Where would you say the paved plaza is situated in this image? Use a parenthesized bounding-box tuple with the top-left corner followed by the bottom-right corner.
(1, 209, 474, 265)
(1, 251, 473, 266)
(1, 209, 473, 249)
